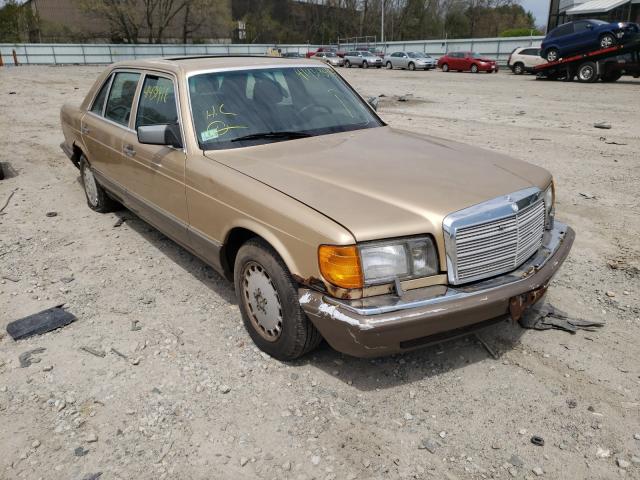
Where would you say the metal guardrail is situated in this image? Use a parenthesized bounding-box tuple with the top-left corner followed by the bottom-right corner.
(0, 36, 544, 67)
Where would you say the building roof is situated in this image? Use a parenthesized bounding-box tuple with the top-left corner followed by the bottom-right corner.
(111, 56, 321, 75)
(567, 0, 632, 14)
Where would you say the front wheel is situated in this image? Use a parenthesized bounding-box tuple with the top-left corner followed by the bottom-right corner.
(408, 62, 415, 71)
(362, 61, 369, 69)
(600, 33, 617, 49)
(386, 61, 393, 69)
(345, 60, 351, 68)
(234, 239, 322, 361)
(441, 63, 449, 72)
(471, 64, 479, 73)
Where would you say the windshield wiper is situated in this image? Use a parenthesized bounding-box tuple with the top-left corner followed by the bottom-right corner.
(231, 131, 312, 143)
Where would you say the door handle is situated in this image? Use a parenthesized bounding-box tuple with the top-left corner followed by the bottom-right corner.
(81, 125, 90, 134)
(123, 144, 136, 157)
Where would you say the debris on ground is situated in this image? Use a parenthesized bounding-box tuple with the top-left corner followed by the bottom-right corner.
(0, 189, 16, 214)
(79, 346, 106, 358)
(519, 303, 605, 333)
(579, 192, 596, 199)
(45, 211, 58, 217)
(6, 305, 76, 340)
(593, 122, 612, 129)
(18, 347, 46, 368)
(531, 435, 545, 446)
(475, 333, 499, 359)
(113, 217, 125, 228)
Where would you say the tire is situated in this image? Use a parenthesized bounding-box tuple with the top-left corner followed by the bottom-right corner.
(471, 64, 479, 73)
(577, 61, 598, 83)
(545, 48, 559, 62)
(362, 61, 368, 69)
(345, 60, 351, 68)
(513, 62, 525, 75)
(441, 63, 449, 72)
(385, 61, 393, 69)
(599, 33, 616, 49)
(79, 155, 117, 213)
(408, 62, 415, 71)
(234, 238, 322, 361)
(601, 71, 622, 82)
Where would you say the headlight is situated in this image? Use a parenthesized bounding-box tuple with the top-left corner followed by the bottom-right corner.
(360, 237, 438, 285)
(543, 183, 555, 230)
(318, 237, 439, 289)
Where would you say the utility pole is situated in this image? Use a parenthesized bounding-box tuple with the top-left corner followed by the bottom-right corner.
(380, 0, 384, 44)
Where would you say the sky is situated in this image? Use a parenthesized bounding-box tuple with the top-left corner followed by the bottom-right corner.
(520, 0, 551, 26)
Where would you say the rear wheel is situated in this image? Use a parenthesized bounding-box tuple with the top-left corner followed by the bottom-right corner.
(234, 239, 322, 361)
(577, 61, 598, 83)
(545, 48, 559, 62)
(441, 63, 449, 72)
(408, 62, 415, 71)
(471, 64, 479, 73)
(600, 33, 616, 49)
(79, 155, 117, 213)
(513, 62, 525, 75)
(345, 60, 351, 68)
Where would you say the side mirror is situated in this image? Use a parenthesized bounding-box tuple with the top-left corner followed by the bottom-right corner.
(138, 123, 183, 149)
(367, 96, 379, 111)
(586, 23, 593, 29)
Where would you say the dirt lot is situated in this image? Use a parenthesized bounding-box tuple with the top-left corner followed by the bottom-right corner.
(1, 65, 639, 480)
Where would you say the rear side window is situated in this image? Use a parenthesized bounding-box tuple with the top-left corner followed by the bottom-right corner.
(90, 76, 112, 115)
(552, 24, 573, 37)
(136, 75, 178, 128)
(104, 72, 140, 126)
(522, 48, 540, 56)
(574, 21, 590, 32)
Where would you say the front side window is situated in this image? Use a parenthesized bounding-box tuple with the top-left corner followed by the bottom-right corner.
(90, 75, 112, 115)
(136, 75, 178, 128)
(104, 72, 140, 126)
(188, 67, 383, 150)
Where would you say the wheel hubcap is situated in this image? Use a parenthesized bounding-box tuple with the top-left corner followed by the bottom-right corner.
(83, 165, 99, 206)
(548, 51, 558, 62)
(242, 261, 283, 342)
(601, 36, 613, 48)
(580, 67, 594, 80)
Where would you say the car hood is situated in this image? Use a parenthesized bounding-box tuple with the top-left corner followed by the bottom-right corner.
(475, 57, 496, 62)
(204, 126, 551, 243)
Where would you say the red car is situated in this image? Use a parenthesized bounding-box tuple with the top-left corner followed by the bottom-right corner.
(306, 47, 346, 59)
(437, 51, 499, 73)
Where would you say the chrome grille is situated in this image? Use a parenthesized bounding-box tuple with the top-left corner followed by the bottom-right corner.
(443, 188, 547, 285)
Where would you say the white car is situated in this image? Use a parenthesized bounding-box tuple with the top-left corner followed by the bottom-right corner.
(507, 47, 547, 74)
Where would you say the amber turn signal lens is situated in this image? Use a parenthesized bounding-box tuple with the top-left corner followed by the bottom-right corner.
(318, 245, 363, 289)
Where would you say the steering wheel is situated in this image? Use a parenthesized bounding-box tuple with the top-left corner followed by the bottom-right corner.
(107, 104, 130, 121)
(297, 103, 332, 116)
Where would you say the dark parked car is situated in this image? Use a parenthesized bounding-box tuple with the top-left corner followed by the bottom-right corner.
(541, 19, 640, 62)
(437, 51, 498, 73)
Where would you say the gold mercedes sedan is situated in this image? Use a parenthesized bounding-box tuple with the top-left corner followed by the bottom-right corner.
(60, 56, 574, 360)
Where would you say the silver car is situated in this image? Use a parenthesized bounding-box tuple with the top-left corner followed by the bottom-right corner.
(344, 51, 383, 69)
(312, 52, 344, 67)
(384, 51, 436, 70)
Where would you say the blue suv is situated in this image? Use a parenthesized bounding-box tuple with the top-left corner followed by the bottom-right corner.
(541, 19, 639, 62)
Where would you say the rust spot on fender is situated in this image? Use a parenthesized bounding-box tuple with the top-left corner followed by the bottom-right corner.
(509, 285, 547, 321)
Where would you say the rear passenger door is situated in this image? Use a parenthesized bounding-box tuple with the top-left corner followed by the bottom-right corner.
(572, 21, 595, 52)
(121, 71, 190, 247)
(81, 70, 141, 192)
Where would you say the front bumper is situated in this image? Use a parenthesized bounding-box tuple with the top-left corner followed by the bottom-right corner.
(300, 222, 574, 357)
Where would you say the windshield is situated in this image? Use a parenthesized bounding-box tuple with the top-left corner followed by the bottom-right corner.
(188, 67, 382, 150)
(469, 51, 482, 58)
(408, 52, 428, 58)
(325, 52, 337, 57)
(589, 19, 608, 25)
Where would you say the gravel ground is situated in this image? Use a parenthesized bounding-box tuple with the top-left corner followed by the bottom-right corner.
(0, 65, 639, 480)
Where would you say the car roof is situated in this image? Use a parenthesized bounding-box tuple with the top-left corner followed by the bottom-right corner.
(108, 56, 322, 76)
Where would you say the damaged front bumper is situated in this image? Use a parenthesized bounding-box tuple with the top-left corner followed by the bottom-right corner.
(299, 222, 575, 358)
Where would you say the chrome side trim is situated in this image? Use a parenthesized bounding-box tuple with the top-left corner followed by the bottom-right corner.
(324, 221, 569, 316)
(443, 187, 544, 285)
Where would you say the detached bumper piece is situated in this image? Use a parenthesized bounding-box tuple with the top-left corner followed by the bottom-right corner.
(300, 222, 575, 358)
